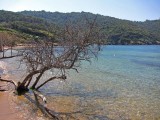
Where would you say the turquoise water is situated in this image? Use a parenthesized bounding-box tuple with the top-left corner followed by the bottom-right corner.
(40, 45, 160, 119)
(1, 45, 160, 119)
(42, 45, 160, 97)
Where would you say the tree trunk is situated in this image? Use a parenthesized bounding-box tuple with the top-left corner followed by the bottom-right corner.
(16, 82, 29, 95)
(0, 45, 2, 52)
(2, 45, 5, 58)
(0, 41, 2, 52)
(11, 46, 13, 57)
(31, 70, 45, 89)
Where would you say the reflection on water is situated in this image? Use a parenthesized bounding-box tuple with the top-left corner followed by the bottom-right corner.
(1, 45, 160, 120)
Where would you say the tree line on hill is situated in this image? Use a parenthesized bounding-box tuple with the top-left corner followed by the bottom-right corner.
(0, 10, 160, 45)
(0, 9, 160, 119)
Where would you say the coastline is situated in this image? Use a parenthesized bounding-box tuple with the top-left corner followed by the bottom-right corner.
(0, 60, 20, 120)
(0, 60, 46, 120)
(0, 45, 160, 119)
(0, 84, 20, 120)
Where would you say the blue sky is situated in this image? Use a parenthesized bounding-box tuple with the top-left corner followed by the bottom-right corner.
(0, 0, 160, 21)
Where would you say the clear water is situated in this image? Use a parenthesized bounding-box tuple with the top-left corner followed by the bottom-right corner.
(1, 45, 160, 120)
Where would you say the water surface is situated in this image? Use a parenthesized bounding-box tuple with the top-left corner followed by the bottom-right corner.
(1, 45, 160, 120)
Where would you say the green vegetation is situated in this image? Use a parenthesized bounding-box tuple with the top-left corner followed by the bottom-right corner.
(0, 10, 160, 45)
(0, 10, 57, 44)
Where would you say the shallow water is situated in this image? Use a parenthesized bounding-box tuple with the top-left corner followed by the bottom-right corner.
(1, 45, 160, 120)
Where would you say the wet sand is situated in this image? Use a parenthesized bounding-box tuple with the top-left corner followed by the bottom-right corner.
(0, 91, 20, 120)
(0, 80, 20, 120)
(0, 60, 20, 120)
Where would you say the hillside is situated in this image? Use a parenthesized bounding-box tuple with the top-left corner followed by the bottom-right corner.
(0, 10, 58, 43)
(135, 20, 160, 43)
(19, 10, 160, 45)
(0, 10, 160, 45)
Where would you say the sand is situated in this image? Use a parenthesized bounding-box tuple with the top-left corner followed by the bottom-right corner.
(0, 91, 20, 120)
(0, 77, 21, 120)
(0, 59, 22, 120)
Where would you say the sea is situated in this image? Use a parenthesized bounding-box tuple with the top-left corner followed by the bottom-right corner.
(1, 45, 160, 120)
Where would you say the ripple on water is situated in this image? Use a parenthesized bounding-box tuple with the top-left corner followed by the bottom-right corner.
(1, 45, 160, 120)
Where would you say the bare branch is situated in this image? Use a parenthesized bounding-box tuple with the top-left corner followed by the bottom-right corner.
(0, 16, 101, 95)
(0, 78, 17, 89)
(36, 75, 66, 90)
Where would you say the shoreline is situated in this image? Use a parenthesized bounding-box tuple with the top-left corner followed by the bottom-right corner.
(0, 84, 20, 120)
(0, 60, 45, 120)
(0, 60, 20, 120)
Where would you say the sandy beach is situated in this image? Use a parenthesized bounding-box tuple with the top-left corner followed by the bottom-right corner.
(0, 91, 20, 120)
(0, 60, 20, 120)
(0, 60, 44, 120)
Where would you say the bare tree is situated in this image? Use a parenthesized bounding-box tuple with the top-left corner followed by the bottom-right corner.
(0, 32, 7, 56)
(2, 17, 100, 93)
(0, 17, 102, 119)
(0, 32, 18, 58)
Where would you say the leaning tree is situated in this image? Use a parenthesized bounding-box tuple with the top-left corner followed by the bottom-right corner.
(0, 16, 102, 119)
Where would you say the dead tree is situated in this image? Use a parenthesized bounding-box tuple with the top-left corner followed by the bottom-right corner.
(0, 17, 102, 119)
(0, 32, 7, 56)
(0, 32, 17, 58)
(10, 16, 100, 93)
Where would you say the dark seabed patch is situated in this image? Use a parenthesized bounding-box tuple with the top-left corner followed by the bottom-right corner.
(131, 59, 160, 68)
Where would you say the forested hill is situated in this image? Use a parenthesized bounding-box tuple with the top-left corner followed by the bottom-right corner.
(0, 10, 160, 45)
(0, 10, 57, 43)
(20, 11, 160, 45)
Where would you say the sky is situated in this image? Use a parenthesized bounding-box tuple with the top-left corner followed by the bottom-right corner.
(0, 0, 160, 21)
